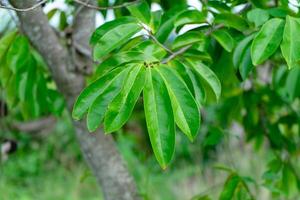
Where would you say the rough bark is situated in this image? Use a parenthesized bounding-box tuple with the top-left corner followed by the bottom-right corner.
(8, 1, 140, 199)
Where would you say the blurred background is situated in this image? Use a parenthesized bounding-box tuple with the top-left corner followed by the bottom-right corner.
(1, 0, 300, 200)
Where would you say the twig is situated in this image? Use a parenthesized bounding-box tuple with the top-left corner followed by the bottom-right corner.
(162, 45, 192, 64)
(139, 23, 174, 55)
(73, 0, 140, 10)
(0, 0, 47, 12)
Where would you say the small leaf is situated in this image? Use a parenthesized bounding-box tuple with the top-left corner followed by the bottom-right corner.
(280, 16, 300, 69)
(215, 13, 248, 31)
(127, 0, 151, 25)
(143, 67, 175, 168)
(211, 29, 234, 52)
(72, 68, 125, 120)
(251, 18, 285, 65)
(87, 67, 131, 132)
(104, 66, 146, 133)
(187, 61, 221, 101)
(157, 65, 200, 141)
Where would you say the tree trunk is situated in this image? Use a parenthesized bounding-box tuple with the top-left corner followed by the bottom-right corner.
(9, 1, 140, 199)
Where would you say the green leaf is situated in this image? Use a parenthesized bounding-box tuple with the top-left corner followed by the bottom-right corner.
(251, 18, 285, 65)
(143, 67, 175, 168)
(239, 47, 253, 80)
(215, 13, 248, 31)
(187, 61, 221, 101)
(170, 60, 206, 107)
(0, 30, 17, 62)
(174, 9, 206, 28)
(157, 65, 200, 141)
(285, 67, 300, 100)
(72, 68, 125, 120)
(211, 29, 234, 52)
(172, 31, 204, 50)
(91, 17, 141, 60)
(219, 174, 241, 200)
(6, 35, 30, 73)
(233, 34, 255, 79)
(86, 67, 131, 132)
(90, 17, 137, 44)
(104, 66, 146, 133)
(127, 1, 151, 25)
(247, 8, 269, 27)
(280, 16, 300, 69)
(132, 40, 167, 59)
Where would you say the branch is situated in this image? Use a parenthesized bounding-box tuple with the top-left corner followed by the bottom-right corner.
(0, 0, 46, 12)
(73, 0, 140, 10)
(10, 116, 56, 134)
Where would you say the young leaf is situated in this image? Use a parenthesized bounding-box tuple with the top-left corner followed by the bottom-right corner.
(143, 67, 175, 169)
(104, 66, 146, 133)
(187, 61, 221, 101)
(281, 16, 300, 69)
(86, 67, 131, 132)
(127, 1, 151, 25)
(157, 65, 200, 141)
(92, 17, 141, 60)
(251, 18, 284, 65)
(211, 29, 235, 52)
(72, 68, 125, 120)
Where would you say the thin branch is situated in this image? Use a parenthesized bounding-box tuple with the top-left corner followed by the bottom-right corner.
(162, 24, 224, 64)
(10, 116, 56, 134)
(162, 45, 192, 64)
(0, 0, 46, 12)
(139, 23, 174, 55)
(73, 0, 140, 10)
